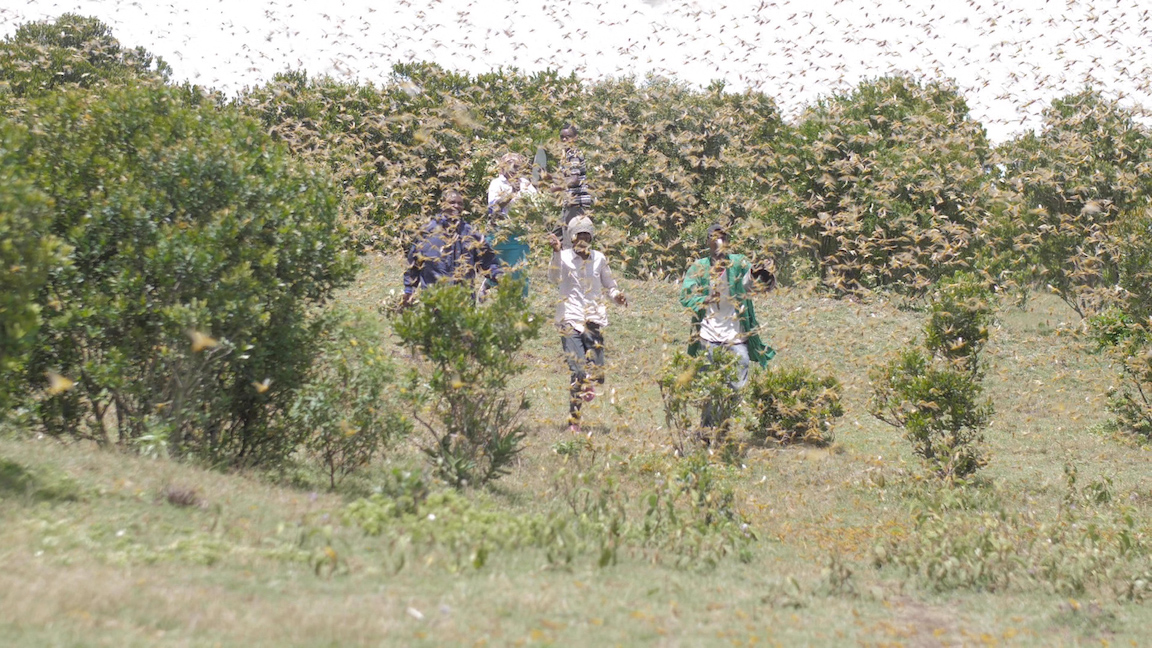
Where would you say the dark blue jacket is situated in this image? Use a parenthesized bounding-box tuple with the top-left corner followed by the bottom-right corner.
(403, 214, 502, 294)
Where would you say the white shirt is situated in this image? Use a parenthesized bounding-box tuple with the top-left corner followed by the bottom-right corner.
(548, 249, 620, 332)
(699, 266, 752, 345)
(486, 174, 538, 216)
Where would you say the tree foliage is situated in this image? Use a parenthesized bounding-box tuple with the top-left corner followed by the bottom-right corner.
(0, 14, 170, 103)
(10, 82, 357, 465)
(782, 76, 997, 294)
(988, 89, 1152, 316)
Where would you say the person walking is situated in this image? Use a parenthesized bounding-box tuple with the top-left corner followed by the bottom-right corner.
(487, 152, 538, 296)
(548, 215, 627, 434)
(402, 189, 503, 305)
(679, 223, 776, 434)
(552, 124, 592, 248)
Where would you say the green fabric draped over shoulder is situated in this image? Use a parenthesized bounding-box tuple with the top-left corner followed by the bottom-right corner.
(679, 254, 775, 367)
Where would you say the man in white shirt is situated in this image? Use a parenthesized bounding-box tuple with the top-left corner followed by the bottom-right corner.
(680, 223, 776, 433)
(487, 152, 538, 218)
(486, 152, 538, 296)
(548, 216, 627, 434)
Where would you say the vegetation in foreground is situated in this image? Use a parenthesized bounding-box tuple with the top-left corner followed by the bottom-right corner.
(3, 256, 1152, 646)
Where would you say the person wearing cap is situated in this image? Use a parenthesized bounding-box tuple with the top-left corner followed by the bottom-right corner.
(401, 189, 503, 306)
(486, 152, 538, 296)
(548, 215, 627, 434)
(679, 222, 776, 430)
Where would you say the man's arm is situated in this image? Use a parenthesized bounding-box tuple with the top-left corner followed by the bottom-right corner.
(547, 234, 563, 283)
(599, 254, 627, 305)
(680, 260, 707, 310)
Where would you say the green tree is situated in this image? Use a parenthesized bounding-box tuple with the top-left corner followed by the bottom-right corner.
(13, 82, 357, 465)
(784, 75, 996, 294)
(0, 14, 170, 103)
(988, 89, 1152, 316)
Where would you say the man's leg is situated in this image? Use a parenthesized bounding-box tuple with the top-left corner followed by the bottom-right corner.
(561, 327, 589, 429)
(729, 342, 750, 390)
(582, 324, 606, 400)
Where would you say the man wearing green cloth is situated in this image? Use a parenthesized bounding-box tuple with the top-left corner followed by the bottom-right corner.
(680, 223, 777, 428)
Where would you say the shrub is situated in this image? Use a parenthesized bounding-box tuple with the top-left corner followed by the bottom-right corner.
(870, 348, 993, 480)
(1089, 314, 1152, 441)
(923, 271, 994, 373)
(12, 82, 357, 466)
(288, 311, 412, 490)
(0, 138, 68, 411)
(746, 364, 843, 445)
(392, 279, 541, 487)
(871, 273, 995, 479)
(782, 75, 998, 295)
(657, 349, 741, 454)
(986, 89, 1152, 317)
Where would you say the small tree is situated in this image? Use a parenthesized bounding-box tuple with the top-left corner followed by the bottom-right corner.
(657, 349, 741, 454)
(392, 279, 540, 487)
(870, 274, 995, 480)
(12, 82, 357, 466)
(746, 364, 843, 446)
(288, 311, 412, 490)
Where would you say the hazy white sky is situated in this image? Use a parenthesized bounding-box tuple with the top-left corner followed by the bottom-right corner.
(3, 0, 1150, 142)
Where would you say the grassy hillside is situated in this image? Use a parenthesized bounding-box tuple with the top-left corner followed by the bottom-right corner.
(2, 253, 1149, 647)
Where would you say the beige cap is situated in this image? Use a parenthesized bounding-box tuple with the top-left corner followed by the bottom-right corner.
(568, 215, 594, 238)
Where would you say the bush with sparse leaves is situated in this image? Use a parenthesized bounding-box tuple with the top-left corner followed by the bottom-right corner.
(657, 349, 742, 454)
(288, 311, 412, 490)
(392, 279, 540, 487)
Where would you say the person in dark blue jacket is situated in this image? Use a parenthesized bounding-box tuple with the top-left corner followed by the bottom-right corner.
(401, 189, 503, 306)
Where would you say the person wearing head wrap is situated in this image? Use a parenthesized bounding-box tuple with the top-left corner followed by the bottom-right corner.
(547, 215, 627, 434)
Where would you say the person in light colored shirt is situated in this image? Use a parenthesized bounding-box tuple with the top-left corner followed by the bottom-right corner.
(679, 222, 776, 434)
(547, 215, 627, 434)
(486, 152, 538, 296)
(487, 152, 538, 218)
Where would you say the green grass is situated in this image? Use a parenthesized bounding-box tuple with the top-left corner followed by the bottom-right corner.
(2, 253, 1151, 646)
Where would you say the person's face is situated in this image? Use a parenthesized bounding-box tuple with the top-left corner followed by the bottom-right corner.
(709, 232, 726, 257)
(443, 194, 464, 218)
(573, 231, 592, 254)
(506, 162, 522, 177)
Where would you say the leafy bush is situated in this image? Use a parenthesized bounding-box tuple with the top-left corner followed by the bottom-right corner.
(392, 279, 541, 487)
(288, 311, 412, 490)
(923, 271, 993, 373)
(0, 14, 170, 103)
(11, 82, 357, 466)
(1089, 314, 1152, 441)
(746, 364, 843, 445)
(657, 349, 741, 454)
(0, 137, 68, 411)
(782, 75, 998, 295)
(986, 89, 1152, 317)
(870, 348, 993, 480)
(871, 274, 995, 479)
